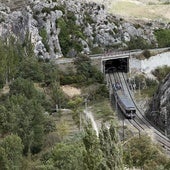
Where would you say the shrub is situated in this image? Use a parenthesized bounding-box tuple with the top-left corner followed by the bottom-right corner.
(60, 54, 104, 86)
(91, 46, 104, 54)
(83, 12, 94, 25)
(53, 5, 65, 14)
(39, 28, 50, 52)
(152, 66, 170, 82)
(133, 75, 158, 89)
(154, 29, 170, 47)
(42, 7, 51, 14)
(142, 50, 151, 59)
(127, 36, 151, 50)
(145, 78, 157, 87)
(57, 12, 85, 57)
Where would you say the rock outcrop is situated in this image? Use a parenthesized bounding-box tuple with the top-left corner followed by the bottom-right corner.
(146, 73, 170, 134)
(0, 0, 170, 58)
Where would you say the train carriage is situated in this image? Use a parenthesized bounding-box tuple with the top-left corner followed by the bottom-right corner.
(113, 82, 136, 119)
(116, 93, 136, 118)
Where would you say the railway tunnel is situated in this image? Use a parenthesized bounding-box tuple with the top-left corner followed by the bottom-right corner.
(103, 57, 129, 73)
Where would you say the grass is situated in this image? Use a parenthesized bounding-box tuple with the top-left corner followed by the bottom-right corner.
(90, 99, 115, 120)
(95, 0, 170, 21)
(142, 85, 158, 97)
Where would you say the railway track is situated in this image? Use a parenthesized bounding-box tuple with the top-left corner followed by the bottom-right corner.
(107, 71, 170, 153)
(120, 72, 170, 152)
(111, 72, 147, 131)
(117, 72, 151, 130)
(108, 73, 144, 134)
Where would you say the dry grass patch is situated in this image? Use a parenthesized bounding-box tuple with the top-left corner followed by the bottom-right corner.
(87, 0, 170, 21)
(61, 85, 81, 98)
(0, 84, 10, 96)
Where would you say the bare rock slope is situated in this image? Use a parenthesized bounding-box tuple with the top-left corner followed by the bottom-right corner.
(146, 73, 170, 134)
(0, 0, 170, 59)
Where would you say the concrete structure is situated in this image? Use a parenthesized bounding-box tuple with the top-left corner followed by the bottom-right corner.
(55, 48, 170, 75)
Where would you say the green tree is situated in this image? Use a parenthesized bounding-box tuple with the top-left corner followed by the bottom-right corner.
(57, 18, 71, 56)
(39, 28, 50, 52)
(123, 135, 169, 169)
(0, 37, 22, 85)
(109, 122, 123, 169)
(152, 66, 170, 82)
(50, 82, 67, 108)
(0, 134, 23, 170)
(9, 78, 37, 99)
(83, 122, 103, 170)
(0, 105, 16, 136)
(52, 142, 84, 170)
(18, 57, 44, 82)
(22, 31, 35, 59)
(41, 62, 59, 86)
(57, 11, 84, 56)
(9, 95, 45, 154)
(99, 123, 123, 170)
(74, 54, 92, 81)
(74, 54, 104, 84)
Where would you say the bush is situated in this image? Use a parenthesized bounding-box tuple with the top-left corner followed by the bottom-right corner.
(154, 29, 170, 47)
(127, 36, 151, 50)
(130, 75, 158, 97)
(142, 50, 151, 59)
(57, 11, 86, 56)
(91, 46, 104, 54)
(145, 78, 157, 87)
(74, 54, 104, 85)
(42, 7, 51, 14)
(83, 12, 94, 25)
(152, 66, 170, 82)
(53, 5, 65, 14)
(39, 28, 50, 52)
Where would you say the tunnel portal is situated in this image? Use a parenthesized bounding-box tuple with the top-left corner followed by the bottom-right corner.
(104, 58, 128, 73)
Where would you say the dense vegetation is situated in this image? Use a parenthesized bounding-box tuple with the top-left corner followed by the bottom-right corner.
(56, 11, 85, 57)
(0, 35, 117, 169)
(129, 74, 158, 97)
(0, 34, 170, 169)
(123, 135, 170, 169)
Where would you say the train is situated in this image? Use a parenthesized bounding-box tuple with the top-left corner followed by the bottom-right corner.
(112, 82, 136, 119)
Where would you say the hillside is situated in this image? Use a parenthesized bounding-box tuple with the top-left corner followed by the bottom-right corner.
(0, 0, 170, 169)
(146, 73, 170, 134)
(0, 0, 170, 59)
(87, 0, 170, 21)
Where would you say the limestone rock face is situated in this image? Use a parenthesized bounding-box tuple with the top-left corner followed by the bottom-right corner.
(0, 0, 170, 59)
(146, 74, 170, 134)
(0, 0, 63, 59)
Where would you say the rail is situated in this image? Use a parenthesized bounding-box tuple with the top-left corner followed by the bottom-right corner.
(107, 71, 170, 153)
(121, 72, 170, 152)
(108, 72, 143, 135)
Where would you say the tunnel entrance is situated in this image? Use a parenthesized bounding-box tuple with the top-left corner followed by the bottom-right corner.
(104, 58, 128, 73)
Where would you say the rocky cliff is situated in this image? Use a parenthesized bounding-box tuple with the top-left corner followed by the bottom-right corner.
(146, 73, 170, 135)
(0, 0, 170, 59)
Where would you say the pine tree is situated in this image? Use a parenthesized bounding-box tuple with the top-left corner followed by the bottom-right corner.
(82, 122, 104, 170)
(99, 122, 124, 170)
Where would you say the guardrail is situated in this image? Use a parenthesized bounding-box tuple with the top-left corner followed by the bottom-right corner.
(89, 47, 170, 58)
